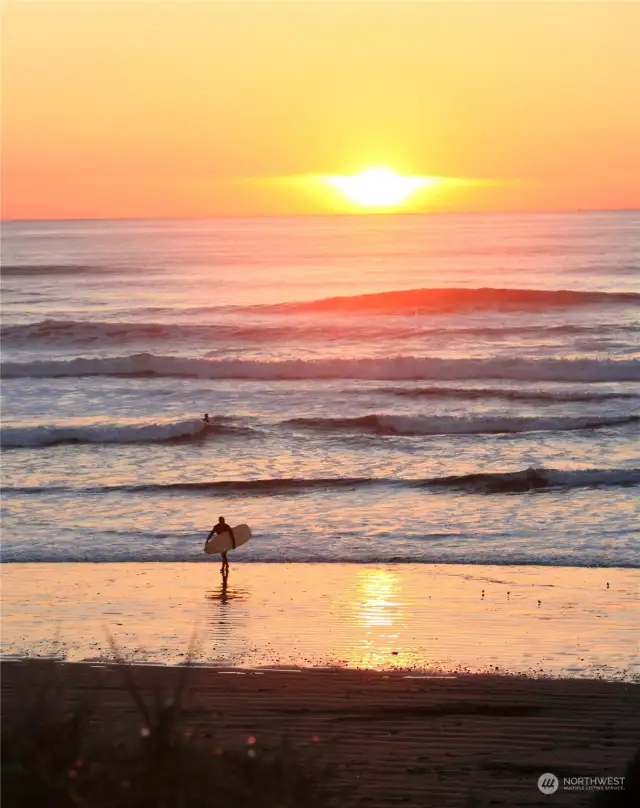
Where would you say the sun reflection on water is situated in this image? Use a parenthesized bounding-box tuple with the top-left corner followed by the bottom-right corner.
(354, 568, 400, 628)
(334, 567, 410, 668)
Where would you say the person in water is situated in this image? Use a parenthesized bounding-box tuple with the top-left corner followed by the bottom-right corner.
(203, 413, 210, 424)
(205, 516, 236, 576)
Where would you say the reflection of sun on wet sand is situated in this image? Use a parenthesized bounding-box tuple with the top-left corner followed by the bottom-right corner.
(332, 568, 404, 668)
(355, 568, 399, 627)
(2, 563, 640, 804)
(3, 563, 639, 678)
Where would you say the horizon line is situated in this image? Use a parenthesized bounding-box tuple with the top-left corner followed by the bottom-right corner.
(2, 207, 639, 225)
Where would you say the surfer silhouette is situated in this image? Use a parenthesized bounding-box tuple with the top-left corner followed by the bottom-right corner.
(205, 516, 236, 576)
(203, 413, 210, 424)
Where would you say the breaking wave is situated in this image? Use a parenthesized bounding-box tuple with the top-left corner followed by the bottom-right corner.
(3, 354, 640, 382)
(287, 413, 640, 436)
(266, 287, 640, 314)
(5, 411, 638, 449)
(0, 418, 249, 448)
(6, 468, 639, 496)
(423, 467, 640, 493)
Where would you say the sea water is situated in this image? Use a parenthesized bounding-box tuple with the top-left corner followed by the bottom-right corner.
(2, 212, 639, 566)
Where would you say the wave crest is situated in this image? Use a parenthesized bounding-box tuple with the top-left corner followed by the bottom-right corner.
(0, 418, 246, 448)
(268, 287, 640, 314)
(424, 467, 640, 493)
(288, 413, 640, 436)
(6, 468, 639, 496)
(3, 354, 639, 382)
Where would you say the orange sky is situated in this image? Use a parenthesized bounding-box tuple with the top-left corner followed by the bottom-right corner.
(2, 1, 640, 219)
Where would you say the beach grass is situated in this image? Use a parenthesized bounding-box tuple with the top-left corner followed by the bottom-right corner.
(1, 654, 328, 808)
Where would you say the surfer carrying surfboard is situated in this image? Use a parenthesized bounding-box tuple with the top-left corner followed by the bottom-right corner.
(205, 516, 236, 575)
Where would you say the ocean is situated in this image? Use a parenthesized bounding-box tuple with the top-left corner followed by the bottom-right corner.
(2, 212, 639, 568)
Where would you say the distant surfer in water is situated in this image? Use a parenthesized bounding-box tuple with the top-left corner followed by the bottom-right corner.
(203, 413, 210, 424)
(205, 516, 236, 576)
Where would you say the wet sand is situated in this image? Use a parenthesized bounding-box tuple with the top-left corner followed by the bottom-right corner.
(2, 659, 638, 807)
(2, 563, 639, 679)
(3, 563, 639, 804)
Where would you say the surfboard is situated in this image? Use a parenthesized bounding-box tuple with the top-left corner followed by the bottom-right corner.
(204, 524, 252, 555)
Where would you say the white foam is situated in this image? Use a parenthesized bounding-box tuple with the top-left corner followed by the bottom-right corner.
(1, 418, 207, 448)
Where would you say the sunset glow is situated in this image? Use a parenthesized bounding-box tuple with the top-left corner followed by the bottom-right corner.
(327, 169, 437, 209)
(2, 2, 640, 219)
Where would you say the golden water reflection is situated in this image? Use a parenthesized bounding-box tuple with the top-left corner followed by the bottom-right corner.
(333, 568, 407, 668)
(352, 568, 400, 628)
(3, 564, 638, 678)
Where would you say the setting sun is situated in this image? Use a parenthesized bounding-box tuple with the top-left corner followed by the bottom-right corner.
(327, 168, 436, 208)
(2, 1, 639, 800)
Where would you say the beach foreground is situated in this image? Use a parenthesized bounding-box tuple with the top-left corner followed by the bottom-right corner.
(2, 660, 639, 807)
(4, 563, 638, 804)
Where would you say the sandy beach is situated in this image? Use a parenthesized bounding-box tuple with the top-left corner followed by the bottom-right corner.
(4, 2, 640, 805)
(4, 561, 640, 803)
(2, 563, 638, 680)
(2, 658, 638, 807)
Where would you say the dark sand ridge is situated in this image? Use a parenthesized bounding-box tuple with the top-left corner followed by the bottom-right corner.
(2, 661, 638, 807)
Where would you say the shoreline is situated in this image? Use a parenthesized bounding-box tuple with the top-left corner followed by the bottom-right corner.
(4, 559, 640, 568)
(0, 657, 635, 687)
(3, 562, 638, 680)
(3, 659, 639, 807)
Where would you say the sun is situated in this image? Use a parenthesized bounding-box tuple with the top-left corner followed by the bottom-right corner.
(327, 167, 436, 208)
